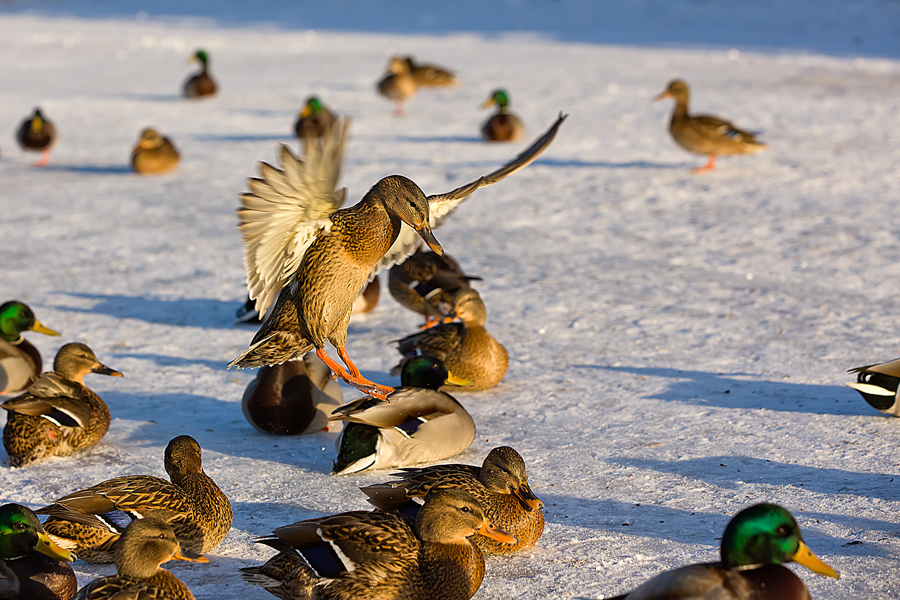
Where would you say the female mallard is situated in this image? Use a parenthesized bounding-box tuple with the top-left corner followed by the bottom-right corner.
(377, 56, 418, 116)
(655, 79, 766, 173)
(388, 250, 481, 328)
(231, 115, 566, 398)
(847, 357, 900, 416)
(72, 519, 206, 600)
(0, 300, 60, 395)
(240, 488, 516, 600)
(183, 49, 217, 98)
(131, 128, 180, 174)
(404, 57, 458, 87)
(16, 109, 57, 167)
(2, 343, 122, 467)
(295, 97, 337, 140)
(330, 355, 474, 475)
(603, 503, 839, 600)
(0, 504, 76, 600)
(37, 435, 232, 563)
(393, 288, 507, 391)
(236, 278, 380, 324)
(481, 90, 524, 142)
(362, 446, 543, 556)
(242, 351, 344, 435)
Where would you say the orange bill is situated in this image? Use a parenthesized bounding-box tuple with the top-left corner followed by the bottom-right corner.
(35, 533, 76, 562)
(792, 540, 839, 579)
(476, 521, 517, 545)
(30, 319, 60, 336)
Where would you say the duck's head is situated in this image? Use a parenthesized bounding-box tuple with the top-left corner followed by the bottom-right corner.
(387, 56, 410, 75)
(301, 96, 324, 118)
(654, 79, 689, 103)
(0, 300, 59, 343)
(115, 518, 207, 579)
(192, 49, 210, 66)
(480, 446, 543, 511)
(415, 489, 517, 546)
(0, 503, 75, 562)
(373, 175, 442, 255)
(400, 355, 472, 390)
(449, 288, 486, 326)
(721, 504, 839, 579)
(164, 435, 204, 481)
(53, 342, 123, 383)
(138, 128, 164, 149)
(30, 109, 46, 133)
(482, 89, 510, 110)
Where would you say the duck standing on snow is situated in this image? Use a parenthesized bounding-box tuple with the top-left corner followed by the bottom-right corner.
(231, 114, 566, 398)
(404, 56, 458, 87)
(294, 97, 336, 140)
(655, 79, 766, 173)
(2, 343, 122, 467)
(0, 503, 76, 600)
(481, 89, 524, 142)
(388, 249, 481, 328)
(131, 128, 180, 174)
(16, 108, 57, 167)
(377, 56, 418, 116)
(847, 357, 900, 416)
(0, 300, 60, 395)
(183, 49, 217, 98)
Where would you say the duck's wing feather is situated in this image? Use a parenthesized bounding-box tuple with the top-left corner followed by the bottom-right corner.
(329, 388, 457, 428)
(602, 563, 750, 599)
(1, 373, 92, 427)
(38, 475, 189, 521)
(361, 462, 482, 509)
(690, 114, 759, 145)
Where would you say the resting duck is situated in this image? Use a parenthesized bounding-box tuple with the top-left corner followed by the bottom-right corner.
(183, 49, 217, 98)
(131, 128, 180, 174)
(481, 89, 524, 142)
(294, 97, 337, 140)
(377, 56, 417, 116)
(16, 109, 57, 167)
(404, 57, 458, 87)
(847, 357, 900, 416)
(2, 343, 122, 467)
(72, 519, 206, 600)
(240, 489, 515, 600)
(602, 503, 839, 600)
(330, 355, 474, 475)
(655, 79, 766, 173)
(38, 435, 232, 563)
(388, 250, 481, 327)
(0, 300, 60, 395)
(0, 503, 76, 600)
(362, 446, 543, 555)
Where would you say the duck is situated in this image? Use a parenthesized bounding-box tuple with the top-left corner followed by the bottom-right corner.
(231, 114, 566, 399)
(602, 503, 839, 600)
(294, 97, 337, 140)
(37, 435, 232, 563)
(377, 56, 418, 116)
(388, 249, 481, 328)
(236, 278, 381, 324)
(131, 128, 180, 174)
(242, 351, 344, 435)
(393, 288, 508, 391)
(0, 300, 60, 395)
(481, 89, 524, 142)
(183, 49, 217, 98)
(2, 343, 123, 467)
(330, 355, 474, 475)
(404, 57, 458, 87)
(72, 518, 206, 600)
(0, 503, 76, 600)
(240, 488, 516, 600)
(847, 357, 900, 416)
(16, 109, 57, 167)
(655, 79, 766, 173)
(362, 446, 543, 556)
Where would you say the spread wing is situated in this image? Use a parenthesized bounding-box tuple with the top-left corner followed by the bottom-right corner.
(237, 118, 350, 317)
(373, 112, 568, 277)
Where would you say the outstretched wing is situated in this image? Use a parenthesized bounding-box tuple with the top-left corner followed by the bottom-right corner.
(237, 118, 350, 317)
(373, 112, 568, 276)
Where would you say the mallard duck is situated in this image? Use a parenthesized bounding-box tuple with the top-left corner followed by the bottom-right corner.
(16, 109, 57, 167)
(377, 56, 418, 116)
(404, 57, 458, 87)
(847, 358, 900, 416)
(481, 89, 524, 142)
(236, 278, 380, 324)
(603, 503, 839, 600)
(2, 343, 122, 467)
(388, 250, 481, 328)
(294, 97, 336, 140)
(183, 49, 217, 98)
(330, 355, 474, 475)
(0, 504, 76, 600)
(37, 435, 232, 563)
(240, 488, 515, 600)
(242, 351, 344, 435)
(72, 518, 206, 600)
(362, 446, 542, 556)
(0, 300, 60, 395)
(131, 128, 180, 175)
(393, 288, 507, 391)
(231, 114, 566, 399)
(655, 79, 766, 173)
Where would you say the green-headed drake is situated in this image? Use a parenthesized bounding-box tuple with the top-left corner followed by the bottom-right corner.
(481, 89, 524, 142)
(847, 356, 900, 416)
(183, 49, 217, 98)
(0, 504, 76, 600)
(16, 109, 57, 167)
(131, 128, 180, 175)
(0, 300, 60, 395)
(294, 96, 337, 140)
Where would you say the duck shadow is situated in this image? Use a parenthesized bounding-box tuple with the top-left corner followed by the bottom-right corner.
(113, 352, 228, 372)
(191, 133, 291, 143)
(58, 292, 239, 329)
(537, 157, 687, 169)
(42, 164, 133, 174)
(393, 135, 483, 144)
(104, 92, 183, 103)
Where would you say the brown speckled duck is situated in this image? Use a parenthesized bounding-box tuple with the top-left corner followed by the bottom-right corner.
(0, 503, 76, 600)
(404, 57, 458, 87)
(481, 90, 524, 142)
(240, 489, 515, 600)
(0, 300, 60, 395)
(37, 435, 232, 563)
(231, 115, 566, 399)
(72, 519, 206, 600)
(294, 97, 337, 140)
(16, 109, 57, 167)
(655, 79, 766, 173)
(183, 50, 216, 98)
(362, 446, 543, 556)
(377, 56, 417, 116)
(131, 128, 180, 174)
(388, 250, 481, 328)
(2, 343, 122, 467)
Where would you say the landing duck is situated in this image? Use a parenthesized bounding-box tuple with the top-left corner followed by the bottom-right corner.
(388, 250, 480, 327)
(0, 300, 60, 395)
(183, 49, 216, 98)
(0, 503, 76, 600)
(131, 128, 180, 174)
(16, 109, 57, 167)
(481, 89, 524, 142)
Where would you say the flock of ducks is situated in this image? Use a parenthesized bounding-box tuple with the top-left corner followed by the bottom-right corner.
(2, 40, 882, 600)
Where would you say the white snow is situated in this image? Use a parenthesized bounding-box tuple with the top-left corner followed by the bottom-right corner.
(1, 1, 899, 598)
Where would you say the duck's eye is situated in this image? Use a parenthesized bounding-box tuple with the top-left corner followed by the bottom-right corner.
(158, 534, 168, 539)
(775, 526, 789, 537)
(13, 522, 26, 531)
(460, 506, 471, 513)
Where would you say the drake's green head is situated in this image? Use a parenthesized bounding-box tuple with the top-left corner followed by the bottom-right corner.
(0, 300, 60, 343)
(400, 355, 471, 390)
(301, 96, 324, 118)
(0, 503, 75, 562)
(721, 503, 839, 579)
(194, 49, 209, 65)
(483, 89, 510, 109)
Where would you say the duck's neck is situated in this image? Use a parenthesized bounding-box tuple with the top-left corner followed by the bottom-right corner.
(671, 95, 689, 120)
(419, 541, 484, 599)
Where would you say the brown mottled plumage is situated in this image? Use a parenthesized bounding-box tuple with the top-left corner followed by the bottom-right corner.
(388, 250, 480, 327)
(2, 343, 122, 467)
(377, 56, 417, 116)
(362, 446, 543, 556)
(131, 128, 180, 174)
(404, 57, 457, 87)
(38, 436, 232, 563)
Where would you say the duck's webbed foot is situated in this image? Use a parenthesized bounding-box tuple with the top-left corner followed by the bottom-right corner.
(316, 348, 395, 400)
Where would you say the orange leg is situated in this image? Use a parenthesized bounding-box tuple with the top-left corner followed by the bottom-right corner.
(692, 155, 716, 174)
(316, 348, 395, 399)
(37, 149, 51, 167)
(394, 101, 404, 117)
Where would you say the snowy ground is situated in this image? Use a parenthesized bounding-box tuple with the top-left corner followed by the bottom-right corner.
(1, 2, 900, 599)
